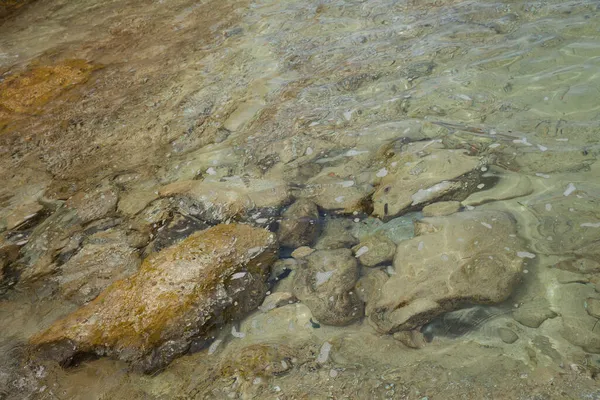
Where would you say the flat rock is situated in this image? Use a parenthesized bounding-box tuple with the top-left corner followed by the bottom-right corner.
(422, 201, 461, 217)
(372, 142, 483, 218)
(352, 213, 417, 244)
(29, 224, 278, 372)
(554, 283, 600, 353)
(555, 258, 600, 274)
(159, 178, 290, 223)
(277, 199, 319, 248)
(292, 249, 363, 326)
(5, 202, 44, 230)
(513, 299, 557, 328)
(368, 211, 525, 333)
(462, 168, 533, 206)
(528, 186, 600, 257)
(66, 185, 119, 224)
(303, 176, 373, 214)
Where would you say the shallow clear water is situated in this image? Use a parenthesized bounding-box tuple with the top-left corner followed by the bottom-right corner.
(1, 0, 600, 398)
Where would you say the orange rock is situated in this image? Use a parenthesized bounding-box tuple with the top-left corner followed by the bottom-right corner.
(29, 223, 278, 372)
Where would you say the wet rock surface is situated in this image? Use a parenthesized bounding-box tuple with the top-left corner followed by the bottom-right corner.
(277, 199, 319, 248)
(292, 249, 363, 326)
(159, 178, 290, 223)
(352, 233, 396, 267)
(1, 0, 600, 397)
(29, 224, 278, 372)
(55, 241, 140, 305)
(369, 211, 525, 333)
(372, 142, 484, 219)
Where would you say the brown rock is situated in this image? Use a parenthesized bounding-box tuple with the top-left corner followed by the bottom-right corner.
(293, 249, 363, 326)
(277, 199, 319, 248)
(29, 224, 278, 372)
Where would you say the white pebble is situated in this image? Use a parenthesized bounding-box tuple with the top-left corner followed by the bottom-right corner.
(563, 183, 576, 197)
(306, 147, 314, 155)
(355, 246, 369, 257)
(335, 196, 345, 203)
(537, 144, 548, 152)
(315, 271, 335, 286)
(481, 222, 492, 229)
(231, 326, 245, 338)
(545, 204, 552, 212)
(523, 269, 529, 274)
(477, 183, 485, 189)
(208, 339, 223, 355)
(206, 167, 217, 175)
(581, 222, 600, 228)
(231, 272, 247, 280)
(517, 251, 536, 259)
(489, 143, 501, 148)
(418, 241, 424, 251)
(535, 173, 550, 179)
(376, 168, 388, 178)
(329, 369, 339, 378)
(317, 342, 332, 364)
(481, 166, 488, 172)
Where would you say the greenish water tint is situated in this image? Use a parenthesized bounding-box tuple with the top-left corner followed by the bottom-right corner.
(1, 0, 600, 398)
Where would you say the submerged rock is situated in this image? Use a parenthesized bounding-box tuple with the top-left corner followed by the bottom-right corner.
(369, 211, 525, 333)
(352, 233, 396, 267)
(277, 199, 319, 248)
(65, 185, 119, 224)
(512, 300, 557, 328)
(143, 213, 208, 257)
(29, 224, 278, 372)
(555, 283, 600, 353)
(219, 343, 296, 380)
(528, 186, 600, 257)
(56, 242, 141, 305)
(422, 201, 461, 217)
(462, 168, 532, 206)
(314, 217, 359, 250)
(159, 178, 290, 223)
(292, 249, 363, 326)
(371, 142, 483, 219)
(498, 327, 519, 344)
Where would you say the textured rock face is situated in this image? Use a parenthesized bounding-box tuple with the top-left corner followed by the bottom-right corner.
(369, 211, 525, 333)
(29, 224, 278, 372)
(292, 249, 363, 326)
(371, 143, 483, 219)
